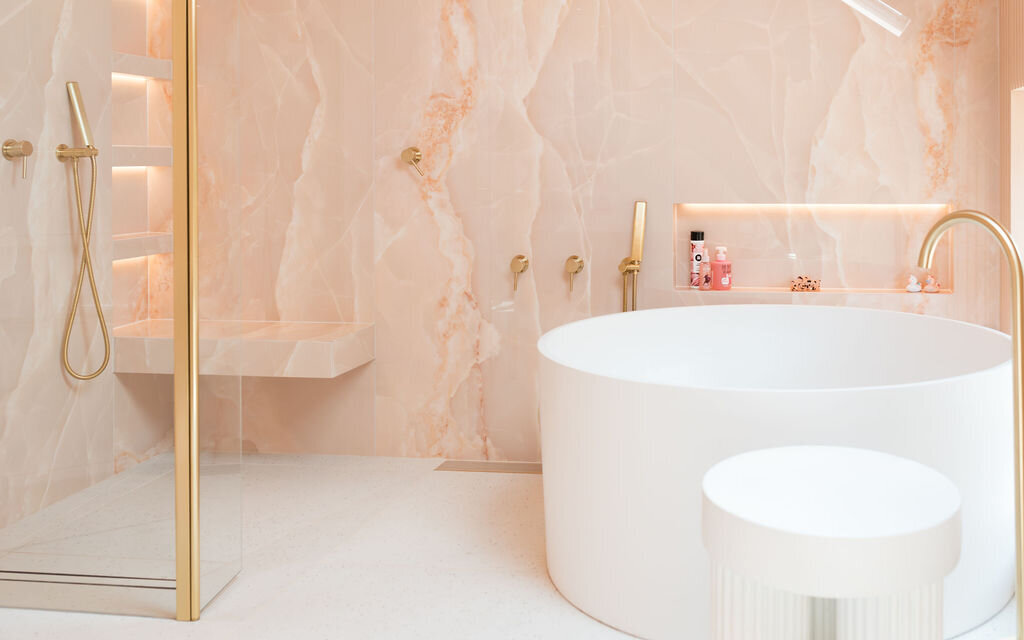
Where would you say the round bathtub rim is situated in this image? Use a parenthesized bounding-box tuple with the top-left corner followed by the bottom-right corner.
(537, 305, 1011, 395)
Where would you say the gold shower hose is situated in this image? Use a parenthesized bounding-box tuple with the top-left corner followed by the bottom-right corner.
(61, 153, 110, 380)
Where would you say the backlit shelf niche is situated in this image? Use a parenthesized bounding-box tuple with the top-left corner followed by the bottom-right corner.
(672, 203, 954, 294)
(113, 231, 173, 260)
(111, 145, 172, 168)
(112, 52, 172, 81)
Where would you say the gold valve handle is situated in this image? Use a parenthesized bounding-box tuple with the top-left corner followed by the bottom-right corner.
(401, 146, 424, 176)
(3, 139, 33, 179)
(510, 254, 529, 292)
(565, 255, 584, 293)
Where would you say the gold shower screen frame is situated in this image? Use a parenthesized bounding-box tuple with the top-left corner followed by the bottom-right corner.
(172, 0, 200, 621)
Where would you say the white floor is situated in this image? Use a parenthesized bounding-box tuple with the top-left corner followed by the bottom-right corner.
(0, 454, 1015, 639)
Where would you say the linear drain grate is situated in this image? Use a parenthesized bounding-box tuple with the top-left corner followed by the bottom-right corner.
(435, 460, 542, 474)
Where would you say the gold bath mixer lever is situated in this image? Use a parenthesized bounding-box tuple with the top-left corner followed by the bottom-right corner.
(510, 255, 529, 292)
(565, 255, 584, 293)
(401, 146, 424, 176)
(3, 139, 33, 179)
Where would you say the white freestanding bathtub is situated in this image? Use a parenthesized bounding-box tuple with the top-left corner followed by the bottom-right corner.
(538, 305, 1013, 640)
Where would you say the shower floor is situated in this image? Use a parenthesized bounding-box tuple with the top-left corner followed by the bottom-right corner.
(0, 452, 240, 618)
(0, 454, 1014, 638)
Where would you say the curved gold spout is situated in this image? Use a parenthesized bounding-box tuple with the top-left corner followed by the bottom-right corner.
(918, 209, 1024, 637)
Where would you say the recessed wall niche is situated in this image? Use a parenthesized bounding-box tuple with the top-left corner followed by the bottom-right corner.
(673, 204, 953, 294)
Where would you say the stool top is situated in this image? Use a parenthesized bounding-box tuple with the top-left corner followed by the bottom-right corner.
(701, 446, 962, 598)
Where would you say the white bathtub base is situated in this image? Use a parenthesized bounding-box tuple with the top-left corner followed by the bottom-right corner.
(711, 563, 943, 640)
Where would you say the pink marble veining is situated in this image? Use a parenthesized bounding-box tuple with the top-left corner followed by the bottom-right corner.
(114, 0, 1001, 466)
(372, 0, 999, 461)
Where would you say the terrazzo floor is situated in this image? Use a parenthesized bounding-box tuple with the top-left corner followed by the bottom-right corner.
(0, 454, 1014, 639)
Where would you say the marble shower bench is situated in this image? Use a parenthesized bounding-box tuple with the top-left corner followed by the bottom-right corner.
(112, 319, 374, 378)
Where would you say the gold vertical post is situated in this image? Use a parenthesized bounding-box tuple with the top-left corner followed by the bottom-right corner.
(918, 209, 1024, 639)
(172, 0, 200, 621)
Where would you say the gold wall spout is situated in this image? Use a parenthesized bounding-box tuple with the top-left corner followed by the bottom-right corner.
(918, 209, 1024, 638)
(620, 201, 647, 311)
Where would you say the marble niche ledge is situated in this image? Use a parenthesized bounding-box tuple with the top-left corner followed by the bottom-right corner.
(112, 319, 374, 378)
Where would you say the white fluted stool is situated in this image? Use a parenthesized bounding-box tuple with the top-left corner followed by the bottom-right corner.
(701, 446, 961, 640)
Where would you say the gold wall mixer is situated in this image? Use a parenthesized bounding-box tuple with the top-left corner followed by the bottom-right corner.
(918, 209, 1024, 639)
(565, 255, 584, 293)
(510, 255, 529, 292)
(401, 146, 424, 176)
(56, 82, 108, 381)
(3, 139, 33, 179)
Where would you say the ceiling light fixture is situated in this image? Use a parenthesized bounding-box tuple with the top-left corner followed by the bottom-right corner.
(839, 0, 910, 37)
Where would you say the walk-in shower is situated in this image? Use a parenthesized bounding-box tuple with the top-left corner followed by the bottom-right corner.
(0, 0, 241, 621)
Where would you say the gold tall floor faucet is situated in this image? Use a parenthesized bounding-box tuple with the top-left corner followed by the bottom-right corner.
(918, 209, 1024, 637)
(57, 82, 109, 381)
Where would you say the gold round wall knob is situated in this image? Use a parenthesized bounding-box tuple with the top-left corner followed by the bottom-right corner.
(4, 139, 34, 179)
(3, 139, 33, 159)
(510, 255, 529, 292)
(401, 146, 424, 176)
(565, 255, 584, 293)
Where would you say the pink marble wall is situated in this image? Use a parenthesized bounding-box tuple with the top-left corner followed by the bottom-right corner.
(186, 0, 999, 463)
(196, 0, 374, 325)
(0, 0, 114, 527)
(373, 0, 999, 462)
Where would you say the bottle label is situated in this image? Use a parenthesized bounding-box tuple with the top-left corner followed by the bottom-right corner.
(690, 242, 704, 288)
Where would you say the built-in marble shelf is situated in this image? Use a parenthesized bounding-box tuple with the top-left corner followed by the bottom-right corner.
(113, 231, 173, 260)
(111, 145, 172, 167)
(111, 52, 172, 80)
(113, 319, 375, 378)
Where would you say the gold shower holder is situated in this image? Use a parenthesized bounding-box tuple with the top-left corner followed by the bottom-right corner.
(56, 144, 99, 159)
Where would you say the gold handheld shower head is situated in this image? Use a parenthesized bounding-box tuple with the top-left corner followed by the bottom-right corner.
(66, 82, 95, 149)
(58, 81, 109, 381)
